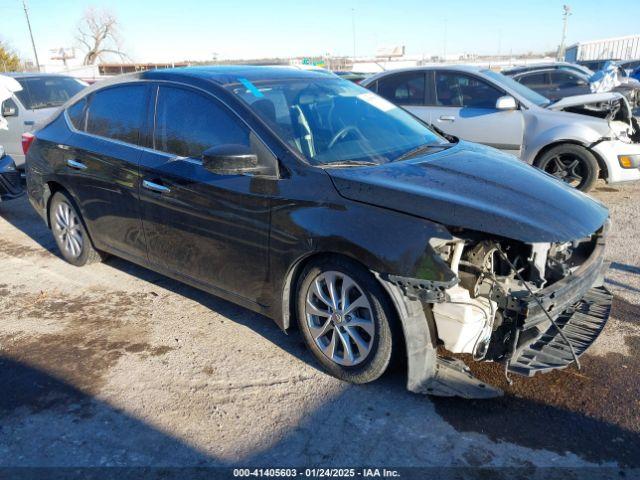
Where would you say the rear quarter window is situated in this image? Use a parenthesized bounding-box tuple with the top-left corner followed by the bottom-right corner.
(86, 85, 147, 145)
(67, 98, 87, 131)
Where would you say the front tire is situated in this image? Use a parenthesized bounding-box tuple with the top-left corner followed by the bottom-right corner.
(535, 144, 599, 192)
(49, 191, 103, 266)
(296, 257, 397, 384)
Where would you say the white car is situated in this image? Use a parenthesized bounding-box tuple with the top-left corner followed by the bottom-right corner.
(362, 66, 640, 191)
(0, 73, 87, 168)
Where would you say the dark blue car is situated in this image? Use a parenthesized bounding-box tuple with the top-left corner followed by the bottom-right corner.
(24, 66, 612, 397)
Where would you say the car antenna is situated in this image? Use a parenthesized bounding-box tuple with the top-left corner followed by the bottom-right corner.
(495, 246, 581, 373)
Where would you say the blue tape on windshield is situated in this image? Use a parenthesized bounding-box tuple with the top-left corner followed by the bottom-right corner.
(239, 78, 264, 98)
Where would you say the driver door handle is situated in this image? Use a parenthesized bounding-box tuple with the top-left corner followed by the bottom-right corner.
(67, 159, 88, 170)
(438, 115, 456, 122)
(142, 179, 170, 194)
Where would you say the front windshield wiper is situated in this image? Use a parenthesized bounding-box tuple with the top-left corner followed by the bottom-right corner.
(393, 143, 453, 162)
(320, 160, 379, 168)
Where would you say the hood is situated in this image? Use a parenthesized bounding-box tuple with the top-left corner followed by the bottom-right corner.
(327, 142, 608, 243)
(546, 92, 633, 131)
(547, 92, 624, 110)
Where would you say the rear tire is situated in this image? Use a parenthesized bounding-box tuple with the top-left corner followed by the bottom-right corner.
(49, 191, 103, 266)
(296, 256, 398, 384)
(535, 144, 599, 192)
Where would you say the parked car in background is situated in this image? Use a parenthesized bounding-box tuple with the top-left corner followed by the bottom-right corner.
(333, 71, 370, 84)
(0, 146, 23, 202)
(25, 66, 612, 398)
(618, 59, 640, 76)
(578, 59, 621, 72)
(363, 66, 640, 191)
(505, 62, 594, 78)
(504, 64, 640, 107)
(0, 73, 87, 169)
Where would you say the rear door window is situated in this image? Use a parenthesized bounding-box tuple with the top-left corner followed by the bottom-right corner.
(550, 71, 585, 88)
(153, 86, 250, 158)
(85, 85, 147, 145)
(376, 72, 426, 105)
(435, 72, 503, 108)
(519, 72, 548, 89)
(14, 76, 86, 110)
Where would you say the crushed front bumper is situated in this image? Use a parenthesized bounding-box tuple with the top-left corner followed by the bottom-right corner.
(379, 222, 611, 399)
(509, 286, 612, 376)
(504, 223, 611, 376)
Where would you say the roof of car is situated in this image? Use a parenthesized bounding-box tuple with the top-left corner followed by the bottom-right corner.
(141, 65, 337, 85)
(503, 63, 577, 74)
(362, 65, 489, 84)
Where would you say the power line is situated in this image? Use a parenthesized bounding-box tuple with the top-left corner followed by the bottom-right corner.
(22, 0, 40, 71)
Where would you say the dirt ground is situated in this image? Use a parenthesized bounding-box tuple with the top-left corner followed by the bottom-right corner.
(0, 180, 638, 471)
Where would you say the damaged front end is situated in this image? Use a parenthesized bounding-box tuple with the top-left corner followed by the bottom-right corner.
(548, 93, 640, 143)
(379, 222, 612, 399)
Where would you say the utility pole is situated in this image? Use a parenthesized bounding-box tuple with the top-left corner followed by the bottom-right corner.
(22, 0, 40, 71)
(557, 4, 571, 61)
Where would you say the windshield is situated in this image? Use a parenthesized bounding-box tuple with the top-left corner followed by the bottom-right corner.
(225, 76, 447, 166)
(482, 69, 551, 107)
(15, 76, 87, 110)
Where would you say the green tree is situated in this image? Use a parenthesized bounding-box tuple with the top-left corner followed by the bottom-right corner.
(0, 42, 21, 72)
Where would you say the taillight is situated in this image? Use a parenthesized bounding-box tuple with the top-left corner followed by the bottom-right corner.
(21, 132, 35, 155)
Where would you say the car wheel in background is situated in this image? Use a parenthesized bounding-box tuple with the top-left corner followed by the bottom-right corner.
(49, 191, 104, 266)
(535, 144, 599, 192)
(296, 256, 398, 384)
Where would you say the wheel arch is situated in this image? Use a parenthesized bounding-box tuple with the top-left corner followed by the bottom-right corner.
(532, 140, 608, 179)
(44, 180, 98, 247)
(280, 251, 401, 334)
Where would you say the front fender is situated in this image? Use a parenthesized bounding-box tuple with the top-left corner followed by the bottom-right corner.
(269, 196, 457, 328)
(522, 123, 604, 164)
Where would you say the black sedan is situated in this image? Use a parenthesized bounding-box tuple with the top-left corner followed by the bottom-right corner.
(25, 66, 612, 397)
(504, 65, 640, 107)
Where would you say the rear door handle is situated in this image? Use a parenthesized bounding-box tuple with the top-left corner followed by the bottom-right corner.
(24, 120, 35, 126)
(67, 159, 88, 170)
(142, 179, 170, 194)
(438, 115, 456, 122)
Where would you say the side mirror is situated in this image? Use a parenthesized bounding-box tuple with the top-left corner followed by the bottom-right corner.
(495, 95, 517, 111)
(1, 101, 17, 117)
(202, 144, 259, 175)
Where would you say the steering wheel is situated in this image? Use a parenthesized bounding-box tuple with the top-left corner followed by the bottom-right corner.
(327, 125, 364, 150)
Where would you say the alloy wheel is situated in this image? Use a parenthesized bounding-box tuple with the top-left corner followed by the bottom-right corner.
(53, 201, 84, 258)
(544, 154, 585, 187)
(305, 271, 375, 367)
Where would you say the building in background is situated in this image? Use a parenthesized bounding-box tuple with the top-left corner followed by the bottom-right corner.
(565, 35, 640, 62)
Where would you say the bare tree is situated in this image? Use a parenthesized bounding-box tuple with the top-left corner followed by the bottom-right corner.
(76, 7, 128, 65)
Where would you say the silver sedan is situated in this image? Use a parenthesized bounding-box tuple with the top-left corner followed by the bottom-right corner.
(362, 65, 640, 191)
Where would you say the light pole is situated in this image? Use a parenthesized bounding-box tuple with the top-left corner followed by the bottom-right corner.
(22, 0, 40, 71)
(557, 4, 571, 61)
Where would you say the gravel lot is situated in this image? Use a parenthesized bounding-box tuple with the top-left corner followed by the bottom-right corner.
(0, 181, 638, 471)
